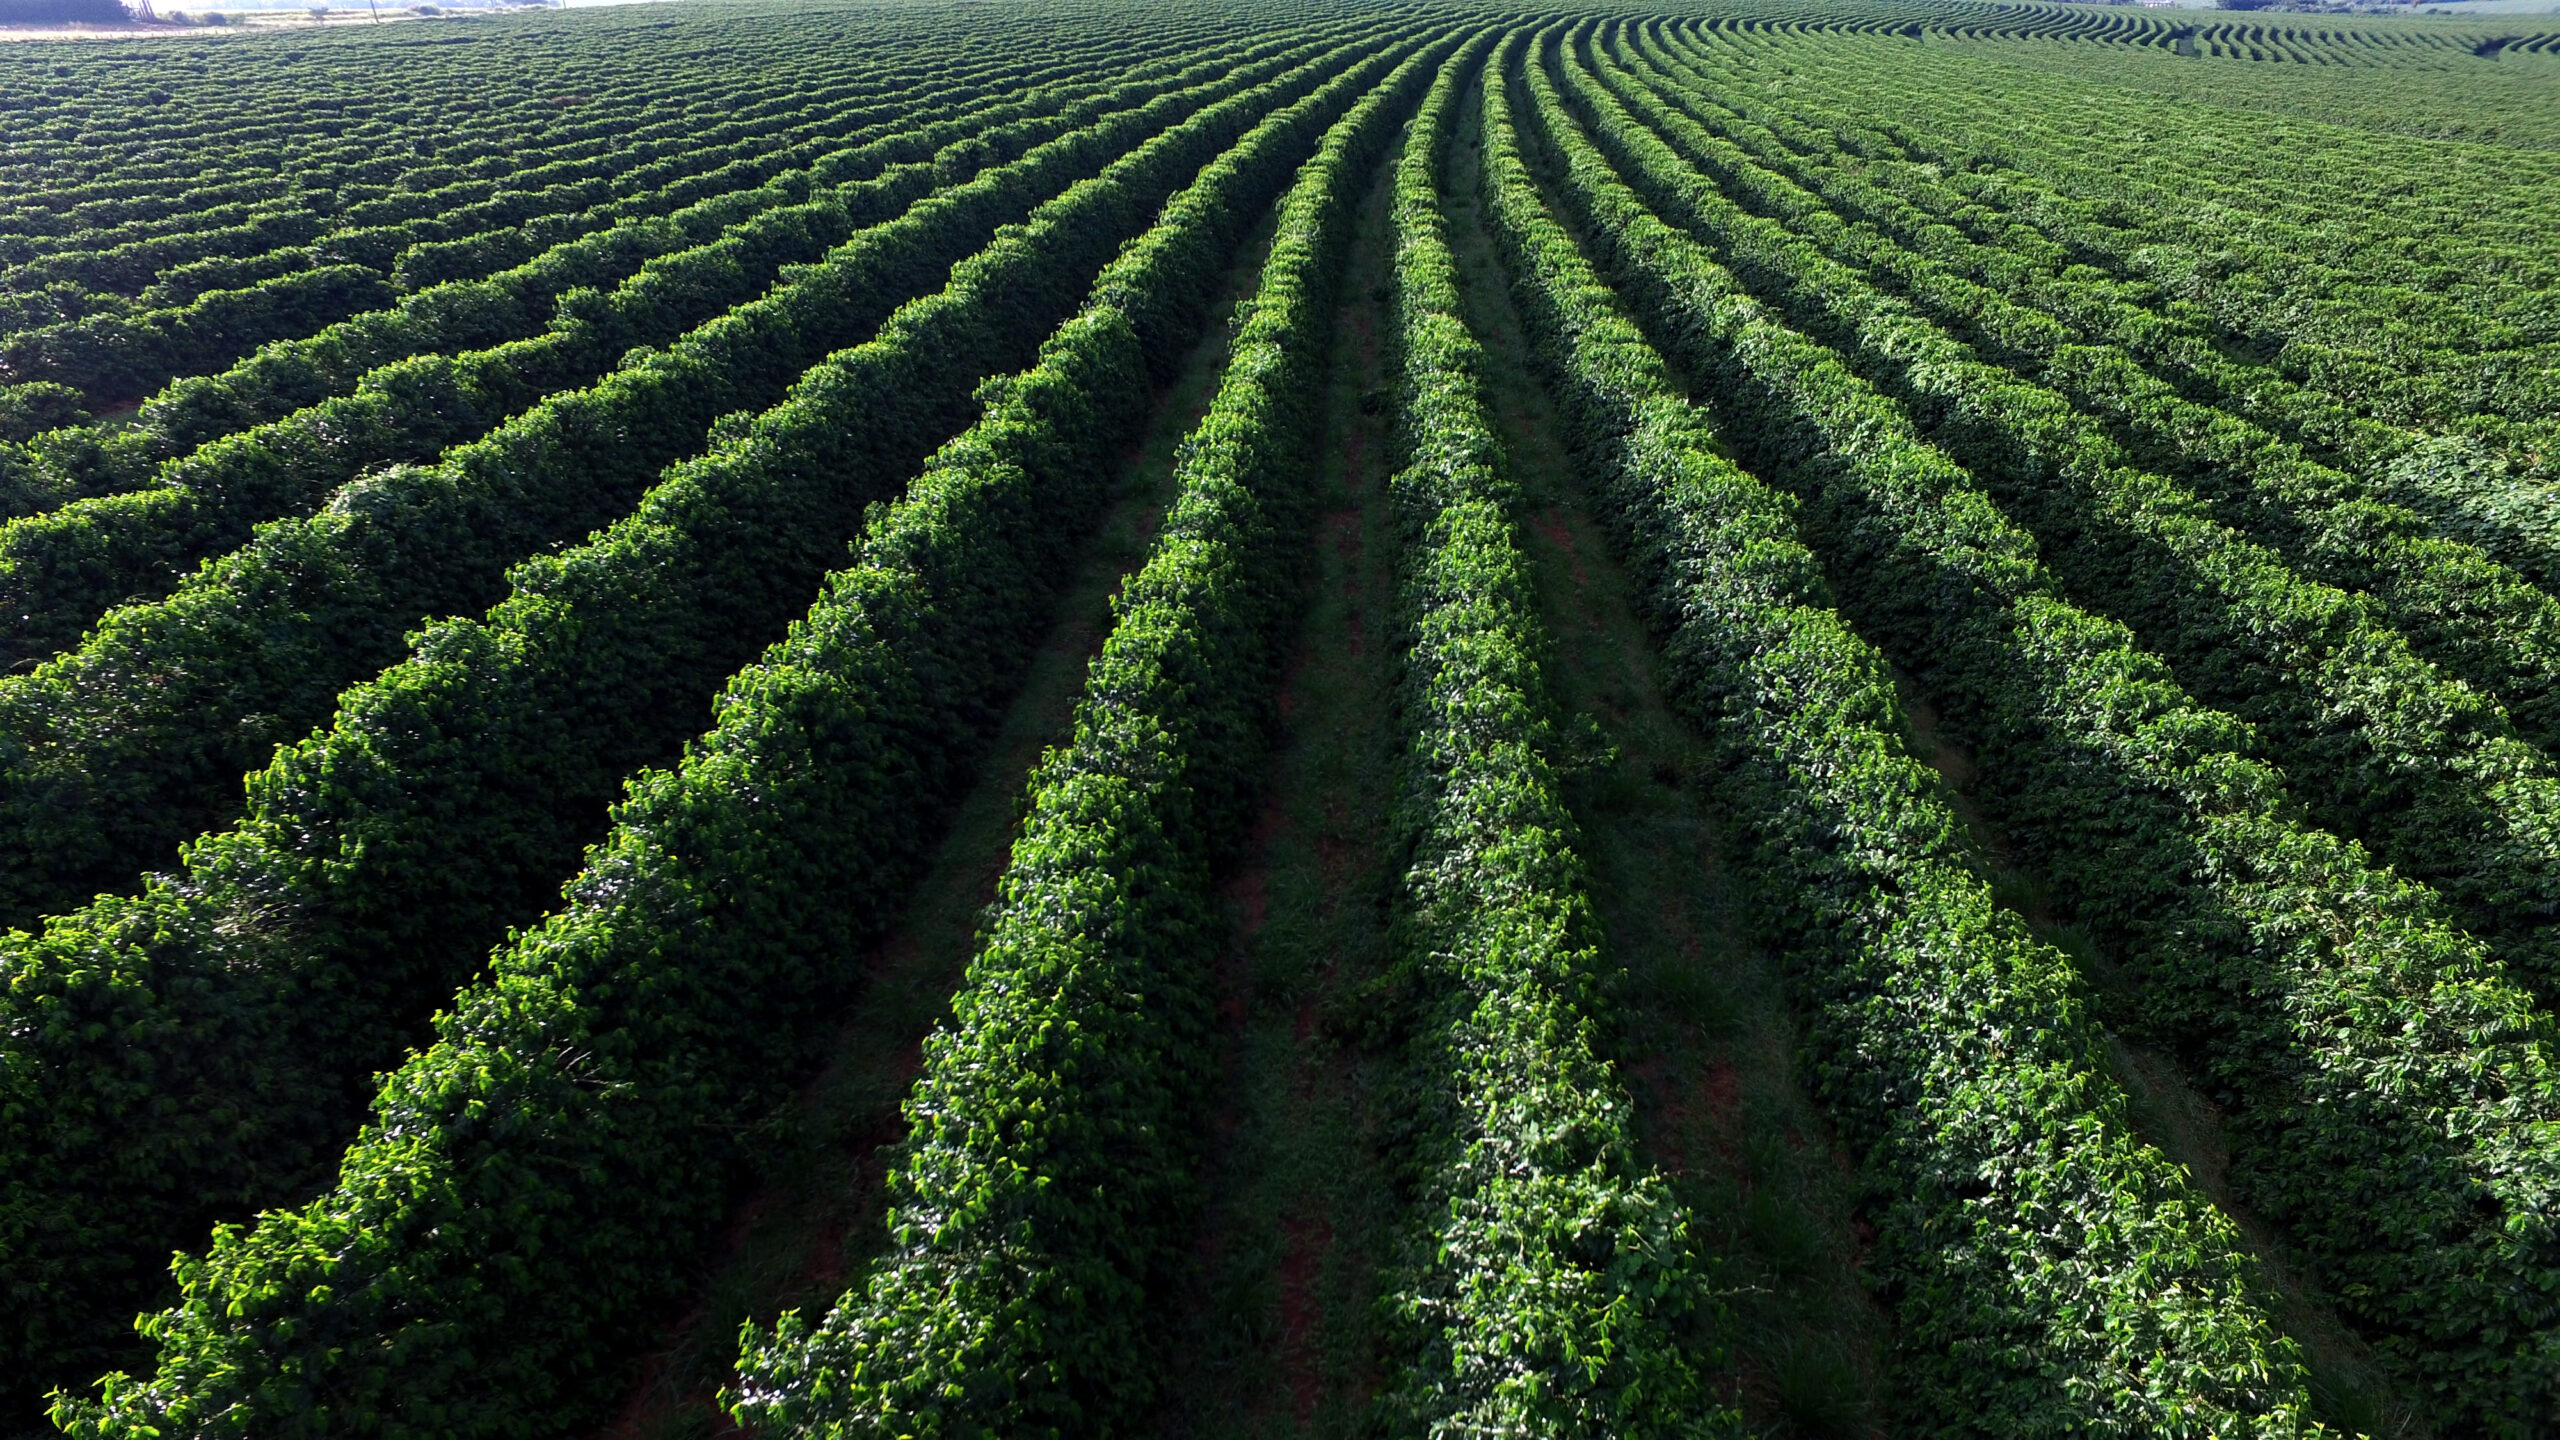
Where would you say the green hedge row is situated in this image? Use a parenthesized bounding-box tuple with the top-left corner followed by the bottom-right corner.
(1372, 35, 1732, 1437)
(0, 61, 836, 261)
(0, 38, 1388, 1423)
(1485, 31, 2328, 1435)
(366, 45, 1219, 285)
(0, 28, 1250, 510)
(0, 2, 1267, 275)
(1540, 38, 2560, 1431)
(36, 33, 1408, 1439)
(0, 120, 643, 344)
(1670, 22, 2560, 440)
(1640, 22, 2412, 481)
(0, 43, 1119, 506)
(294, 56, 1005, 287)
(0, 264, 394, 420)
(1702, 24, 2560, 538)
(0, 4, 1018, 258)
(0, 41, 1271, 672)
(1648, 24, 2429, 468)
(0, 208, 332, 314)
(724, 35, 1450, 1437)
(1556, 36, 2560, 1014)
(0, 43, 1334, 936)
(0, 20, 1290, 499)
(0, 382, 82, 446)
(379, 66, 995, 292)
(0, 30, 941, 307)
(1608, 30, 2560, 758)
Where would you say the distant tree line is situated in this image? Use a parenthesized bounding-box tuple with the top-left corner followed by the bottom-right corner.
(0, 0, 133, 23)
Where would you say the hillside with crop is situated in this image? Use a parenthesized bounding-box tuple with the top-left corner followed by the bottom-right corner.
(2, 2, 2556, 1435)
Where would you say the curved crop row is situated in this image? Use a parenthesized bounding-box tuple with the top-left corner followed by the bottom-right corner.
(1552, 36, 2560, 1012)
(0, 36, 1172, 502)
(0, 75, 739, 304)
(0, 35, 1387, 1420)
(1682, 26, 2560, 434)
(0, 23, 1254, 429)
(0, 5, 1107, 245)
(1372, 35, 1732, 1437)
(0, 45, 1250, 564)
(223, 62, 971, 282)
(1711, 29, 2544, 353)
(1613, 27, 2560, 757)
(724, 36, 1450, 1436)
(372, 51, 1108, 293)
(0, 262, 392, 417)
(148, 43, 1181, 449)
(3, 8, 2549, 1432)
(0, 12, 1054, 299)
(1659, 22, 2559, 451)
(1479, 29, 2327, 1435)
(1681, 22, 2553, 326)
(0, 38, 1350, 935)
(1532, 33, 2560, 1431)
(1636, 25, 2413, 478)
(0, 49, 849, 244)
(0, 34, 1324, 655)
(35, 30, 1408, 1437)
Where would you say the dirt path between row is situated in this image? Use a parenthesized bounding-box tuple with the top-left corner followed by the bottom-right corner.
(1149, 142, 1407, 1440)
(1439, 86, 1898, 1440)
(588, 213, 1280, 1440)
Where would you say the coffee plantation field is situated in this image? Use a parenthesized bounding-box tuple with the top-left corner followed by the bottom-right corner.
(2, 1, 2557, 1434)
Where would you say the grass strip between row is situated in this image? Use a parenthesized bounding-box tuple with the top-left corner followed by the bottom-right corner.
(1483, 28, 2327, 1434)
(1534, 32, 2560, 1430)
(1555, 29, 2560, 1014)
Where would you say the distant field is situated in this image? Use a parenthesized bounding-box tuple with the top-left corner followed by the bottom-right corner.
(2, 2, 2557, 1435)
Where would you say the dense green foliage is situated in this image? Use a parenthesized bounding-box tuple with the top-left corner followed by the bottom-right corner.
(1373, 36, 1729, 1436)
(0, 31, 1399, 1419)
(725, 37, 1451, 1434)
(1560, 38, 2560, 1025)
(0, 38, 1384, 937)
(1609, 32, 2560, 761)
(0, 40, 1188, 515)
(1532, 23, 2560, 1426)
(46, 35, 1406, 1439)
(3, 2, 2556, 1435)
(1485, 28, 2328, 1433)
